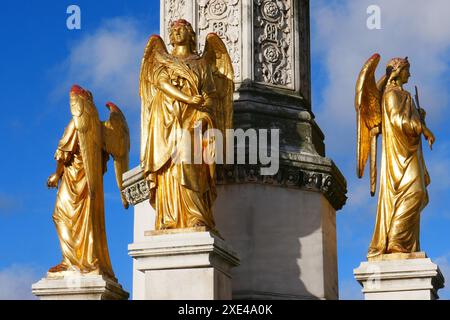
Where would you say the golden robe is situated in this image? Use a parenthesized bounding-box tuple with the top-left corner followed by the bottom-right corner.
(142, 55, 217, 230)
(53, 120, 114, 278)
(368, 84, 430, 258)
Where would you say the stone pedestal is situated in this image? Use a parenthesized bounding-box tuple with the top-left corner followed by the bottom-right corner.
(214, 183, 338, 300)
(354, 253, 445, 300)
(128, 228, 239, 300)
(32, 274, 129, 300)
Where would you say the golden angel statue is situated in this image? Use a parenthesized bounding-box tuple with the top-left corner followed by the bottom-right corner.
(355, 54, 435, 259)
(139, 19, 234, 231)
(46, 85, 130, 279)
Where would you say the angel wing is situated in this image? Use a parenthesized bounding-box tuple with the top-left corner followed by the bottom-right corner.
(355, 54, 383, 196)
(202, 33, 235, 157)
(102, 102, 130, 209)
(69, 85, 103, 199)
(139, 35, 169, 167)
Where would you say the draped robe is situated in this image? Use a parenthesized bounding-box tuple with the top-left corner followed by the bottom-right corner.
(142, 54, 217, 230)
(52, 120, 114, 278)
(368, 84, 430, 258)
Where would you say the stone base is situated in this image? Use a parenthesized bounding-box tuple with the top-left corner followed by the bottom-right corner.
(354, 253, 445, 300)
(32, 273, 129, 300)
(128, 230, 239, 300)
(368, 251, 429, 262)
(214, 184, 339, 300)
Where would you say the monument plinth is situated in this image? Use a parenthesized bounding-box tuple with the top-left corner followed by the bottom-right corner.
(354, 253, 445, 300)
(32, 274, 129, 300)
(128, 229, 239, 300)
(123, 0, 346, 300)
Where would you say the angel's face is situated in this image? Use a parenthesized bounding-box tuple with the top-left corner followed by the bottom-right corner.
(171, 25, 189, 46)
(399, 66, 411, 84)
(70, 93, 80, 108)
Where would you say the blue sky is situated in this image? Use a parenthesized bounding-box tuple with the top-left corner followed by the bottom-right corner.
(0, 1, 449, 299)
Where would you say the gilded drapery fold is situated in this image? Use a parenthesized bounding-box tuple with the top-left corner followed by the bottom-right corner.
(368, 85, 429, 258)
(52, 119, 114, 279)
(140, 24, 234, 232)
(142, 55, 217, 230)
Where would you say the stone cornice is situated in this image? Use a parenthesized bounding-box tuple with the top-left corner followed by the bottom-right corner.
(216, 152, 347, 211)
(122, 152, 347, 210)
(122, 167, 150, 207)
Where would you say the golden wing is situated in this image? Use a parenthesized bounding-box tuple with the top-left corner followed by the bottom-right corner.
(139, 35, 169, 167)
(102, 102, 130, 209)
(355, 54, 382, 196)
(69, 85, 103, 199)
(202, 33, 235, 155)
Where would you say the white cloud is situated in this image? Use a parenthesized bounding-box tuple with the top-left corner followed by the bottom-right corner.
(0, 264, 40, 300)
(51, 17, 156, 158)
(312, 0, 450, 158)
(52, 17, 152, 113)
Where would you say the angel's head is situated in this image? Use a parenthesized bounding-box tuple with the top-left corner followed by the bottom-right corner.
(70, 85, 94, 114)
(169, 19, 197, 53)
(386, 57, 410, 85)
(70, 84, 89, 102)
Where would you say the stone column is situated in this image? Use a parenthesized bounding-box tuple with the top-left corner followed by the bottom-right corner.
(123, 0, 347, 300)
(354, 253, 445, 300)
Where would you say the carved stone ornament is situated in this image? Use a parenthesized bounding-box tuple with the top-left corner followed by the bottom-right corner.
(123, 164, 347, 211)
(122, 179, 150, 207)
(198, 0, 241, 80)
(254, 0, 293, 88)
(216, 164, 347, 210)
(166, 0, 187, 33)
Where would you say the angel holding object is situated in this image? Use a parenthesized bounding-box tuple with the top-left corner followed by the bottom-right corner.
(355, 54, 435, 260)
(47, 85, 130, 279)
(139, 19, 234, 231)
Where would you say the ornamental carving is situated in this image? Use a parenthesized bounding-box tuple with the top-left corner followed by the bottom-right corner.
(216, 164, 347, 210)
(123, 164, 347, 211)
(198, 0, 241, 80)
(166, 0, 187, 40)
(254, 0, 293, 88)
(122, 180, 150, 206)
